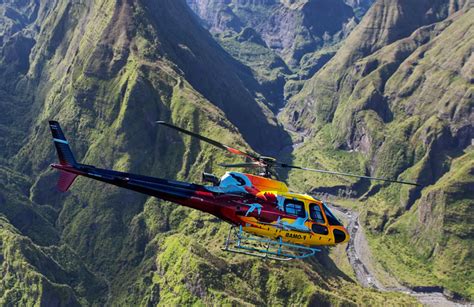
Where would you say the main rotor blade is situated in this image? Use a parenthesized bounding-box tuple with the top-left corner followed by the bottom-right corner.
(277, 163, 421, 186)
(156, 121, 261, 161)
(219, 162, 262, 168)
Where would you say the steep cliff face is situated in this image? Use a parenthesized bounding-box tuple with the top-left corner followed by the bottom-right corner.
(1, 0, 287, 157)
(282, 0, 473, 299)
(186, 0, 361, 105)
(344, 0, 374, 17)
(282, 0, 470, 130)
(0, 0, 418, 305)
(188, 0, 355, 67)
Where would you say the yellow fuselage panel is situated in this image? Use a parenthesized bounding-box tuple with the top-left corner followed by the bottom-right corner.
(237, 176, 350, 246)
(241, 217, 336, 246)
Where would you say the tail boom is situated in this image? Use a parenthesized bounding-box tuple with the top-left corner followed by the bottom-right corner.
(47, 121, 243, 224)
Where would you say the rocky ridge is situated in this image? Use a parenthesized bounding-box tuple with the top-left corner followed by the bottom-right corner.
(186, 0, 369, 105)
(0, 0, 418, 305)
(281, 0, 473, 299)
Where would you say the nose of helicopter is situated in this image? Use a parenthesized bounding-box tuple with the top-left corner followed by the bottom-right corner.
(333, 227, 350, 244)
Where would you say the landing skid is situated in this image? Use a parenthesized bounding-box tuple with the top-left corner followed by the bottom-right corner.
(222, 226, 320, 261)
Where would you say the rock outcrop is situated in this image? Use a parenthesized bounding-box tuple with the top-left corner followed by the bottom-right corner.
(187, 0, 363, 104)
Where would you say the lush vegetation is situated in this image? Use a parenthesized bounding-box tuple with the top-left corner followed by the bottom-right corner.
(1, 0, 471, 304)
(283, 0, 473, 300)
(0, 0, 421, 305)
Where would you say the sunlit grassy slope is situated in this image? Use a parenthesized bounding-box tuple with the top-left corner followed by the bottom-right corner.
(0, 0, 420, 305)
(283, 0, 473, 300)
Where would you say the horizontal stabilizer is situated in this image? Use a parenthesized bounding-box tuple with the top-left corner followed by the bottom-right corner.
(57, 170, 78, 192)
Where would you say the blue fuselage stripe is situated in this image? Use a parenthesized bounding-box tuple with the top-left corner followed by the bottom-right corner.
(53, 138, 69, 144)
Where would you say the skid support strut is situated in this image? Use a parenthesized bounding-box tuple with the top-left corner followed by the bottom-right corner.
(222, 226, 320, 261)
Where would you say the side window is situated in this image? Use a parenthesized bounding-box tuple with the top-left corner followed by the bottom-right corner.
(310, 203, 325, 224)
(284, 199, 306, 218)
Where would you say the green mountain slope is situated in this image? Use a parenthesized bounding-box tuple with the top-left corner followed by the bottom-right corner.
(344, 0, 375, 18)
(187, 0, 356, 68)
(0, 0, 419, 305)
(0, 166, 108, 306)
(186, 0, 362, 105)
(282, 0, 473, 299)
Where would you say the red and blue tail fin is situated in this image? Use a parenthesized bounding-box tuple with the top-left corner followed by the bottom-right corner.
(49, 120, 78, 192)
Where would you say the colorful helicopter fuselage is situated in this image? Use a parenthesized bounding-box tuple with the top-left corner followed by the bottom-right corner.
(51, 161, 349, 248)
(49, 120, 348, 253)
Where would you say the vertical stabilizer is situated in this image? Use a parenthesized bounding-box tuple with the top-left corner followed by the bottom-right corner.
(49, 121, 79, 191)
(49, 120, 77, 166)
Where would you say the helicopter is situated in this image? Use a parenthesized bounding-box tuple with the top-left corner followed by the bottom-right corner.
(48, 120, 419, 260)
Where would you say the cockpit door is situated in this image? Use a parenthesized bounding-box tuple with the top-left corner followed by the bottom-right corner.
(309, 203, 326, 224)
(309, 203, 328, 235)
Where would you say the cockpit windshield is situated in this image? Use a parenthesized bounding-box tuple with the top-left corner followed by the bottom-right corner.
(322, 203, 342, 226)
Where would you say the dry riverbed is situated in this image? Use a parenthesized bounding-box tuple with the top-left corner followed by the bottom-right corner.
(329, 204, 470, 307)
